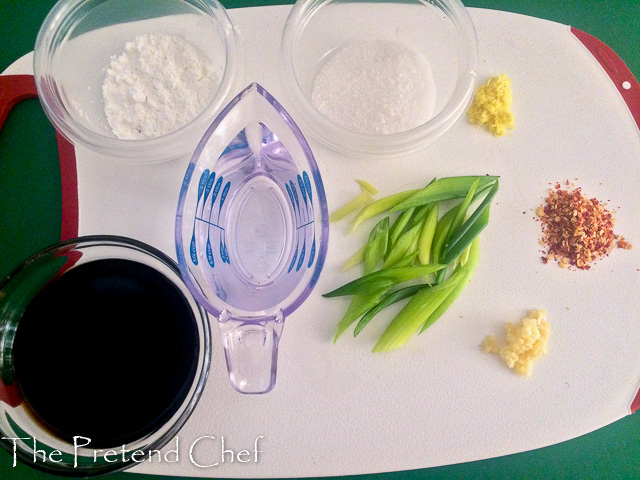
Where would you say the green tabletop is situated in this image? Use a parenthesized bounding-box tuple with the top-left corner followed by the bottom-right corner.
(1, 1, 640, 479)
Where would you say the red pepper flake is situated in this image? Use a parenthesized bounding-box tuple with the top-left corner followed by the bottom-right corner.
(537, 184, 631, 270)
(617, 236, 634, 250)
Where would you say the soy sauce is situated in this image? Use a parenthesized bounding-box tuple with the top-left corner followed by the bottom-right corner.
(12, 259, 200, 448)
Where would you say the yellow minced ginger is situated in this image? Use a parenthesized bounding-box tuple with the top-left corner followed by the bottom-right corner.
(467, 74, 514, 136)
(481, 309, 550, 377)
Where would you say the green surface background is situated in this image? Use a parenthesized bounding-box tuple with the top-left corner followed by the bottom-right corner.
(1, 0, 640, 478)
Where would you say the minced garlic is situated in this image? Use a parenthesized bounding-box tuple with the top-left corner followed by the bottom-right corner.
(481, 309, 550, 377)
(467, 73, 514, 136)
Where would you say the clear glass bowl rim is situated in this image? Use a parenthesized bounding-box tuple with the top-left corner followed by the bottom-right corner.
(280, 0, 479, 158)
(33, 0, 241, 164)
(0, 234, 211, 476)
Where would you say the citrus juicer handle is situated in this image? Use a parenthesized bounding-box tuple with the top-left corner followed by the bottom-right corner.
(218, 310, 285, 394)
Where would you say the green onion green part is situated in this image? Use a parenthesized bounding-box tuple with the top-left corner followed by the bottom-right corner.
(383, 223, 422, 268)
(391, 176, 498, 212)
(334, 290, 388, 342)
(354, 284, 427, 337)
(364, 217, 389, 274)
(323, 263, 446, 298)
(388, 207, 415, 247)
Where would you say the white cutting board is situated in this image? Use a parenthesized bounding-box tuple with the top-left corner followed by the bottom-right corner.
(5, 5, 640, 478)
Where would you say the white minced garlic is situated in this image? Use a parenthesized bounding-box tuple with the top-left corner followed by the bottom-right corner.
(102, 33, 220, 140)
(481, 309, 550, 377)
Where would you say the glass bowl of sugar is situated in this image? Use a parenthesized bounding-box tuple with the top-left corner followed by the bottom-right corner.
(281, 0, 478, 159)
(34, 0, 241, 164)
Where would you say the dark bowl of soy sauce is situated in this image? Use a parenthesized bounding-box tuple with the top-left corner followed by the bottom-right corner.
(0, 235, 210, 476)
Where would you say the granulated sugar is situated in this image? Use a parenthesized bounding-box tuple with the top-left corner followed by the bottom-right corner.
(102, 34, 220, 140)
(311, 38, 435, 135)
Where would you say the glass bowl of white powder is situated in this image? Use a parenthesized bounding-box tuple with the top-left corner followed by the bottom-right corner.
(34, 0, 241, 164)
(281, 0, 478, 159)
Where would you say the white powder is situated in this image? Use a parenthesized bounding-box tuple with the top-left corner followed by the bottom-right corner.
(102, 33, 220, 140)
(311, 38, 435, 135)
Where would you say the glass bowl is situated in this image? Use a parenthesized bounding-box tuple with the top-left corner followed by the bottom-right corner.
(34, 0, 241, 164)
(281, 0, 478, 158)
(0, 235, 210, 476)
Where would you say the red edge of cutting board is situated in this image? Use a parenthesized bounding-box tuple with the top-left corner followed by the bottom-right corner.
(570, 27, 640, 134)
(0, 74, 79, 242)
(0, 74, 78, 408)
(569, 27, 640, 414)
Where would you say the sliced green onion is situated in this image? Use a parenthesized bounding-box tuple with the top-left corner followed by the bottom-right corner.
(459, 243, 471, 267)
(383, 223, 422, 268)
(364, 217, 389, 274)
(354, 284, 427, 337)
(391, 251, 420, 268)
(326, 175, 499, 349)
(341, 243, 367, 271)
(420, 237, 480, 333)
(371, 275, 463, 352)
(357, 179, 378, 195)
(431, 204, 460, 265)
(449, 178, 480, 235)
(418, 202, 438, 265)
(391, 176, 498, 212)
(441, 181, 498, 265)
(409, 203, 433, 228)
(351, 189, 420, 232)
(441, 207, 490, 266)
(329, 191, 374, 223)
(388, 207, 415, 248)
(323, 263, 446, 298)
(334, 290, 388, 342)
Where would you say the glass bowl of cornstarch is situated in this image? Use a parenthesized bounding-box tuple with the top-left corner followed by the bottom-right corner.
(281, 0, 478, 159)
(34, 0, 241, 164)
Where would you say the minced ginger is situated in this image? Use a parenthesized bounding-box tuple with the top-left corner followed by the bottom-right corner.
(481, 309, 550, 377)
(467, 73, 514, 136)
